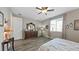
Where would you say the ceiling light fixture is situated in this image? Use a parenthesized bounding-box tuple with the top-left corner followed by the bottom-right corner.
(36, 7, 54, 15)
(41, 9, 47, 13)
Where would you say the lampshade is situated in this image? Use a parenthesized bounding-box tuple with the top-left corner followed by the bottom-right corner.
(4, 26, 12, 32)
(4, 20, 12, 32)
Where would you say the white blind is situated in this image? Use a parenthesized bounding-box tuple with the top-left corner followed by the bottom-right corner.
(50, 17, 63, 32)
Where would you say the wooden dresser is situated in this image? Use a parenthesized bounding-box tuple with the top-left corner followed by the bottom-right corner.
(24, 31, 38, 39)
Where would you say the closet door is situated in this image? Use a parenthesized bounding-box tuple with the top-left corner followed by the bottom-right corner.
(12, 16, 22, 40)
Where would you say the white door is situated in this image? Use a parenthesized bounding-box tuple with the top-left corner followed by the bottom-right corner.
(12, 16, 22, 40)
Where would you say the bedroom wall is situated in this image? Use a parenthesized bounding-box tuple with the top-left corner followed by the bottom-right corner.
(42, 9, 79, 42)
(23, 18, 42, 30)
(0, 7, 12, 50)
(64, 9, 79, 42)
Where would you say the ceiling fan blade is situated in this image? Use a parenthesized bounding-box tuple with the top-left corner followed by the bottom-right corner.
(47, 9, 54, 11)
(36, 7, 42, 10)
(38, 12, 42, 14)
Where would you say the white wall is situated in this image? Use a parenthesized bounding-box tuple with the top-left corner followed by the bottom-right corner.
(64, 9, 79, 42)
(0, 7, 12, 51)
(23, 18, 42, 30)
(0, 27, 4, 51)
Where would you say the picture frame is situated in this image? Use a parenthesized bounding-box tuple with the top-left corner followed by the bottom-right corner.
(66, 24, 69, 29)
(74, 20, 79, 30)
(0, 11, 4, 26)
(69, 23, 73, 28)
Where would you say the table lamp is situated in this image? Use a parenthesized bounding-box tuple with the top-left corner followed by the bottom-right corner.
(4, 20, 12, 40)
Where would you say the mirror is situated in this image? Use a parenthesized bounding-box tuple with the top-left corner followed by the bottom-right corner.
(26, 23, 35, 31)
(0, 11, 4, 26)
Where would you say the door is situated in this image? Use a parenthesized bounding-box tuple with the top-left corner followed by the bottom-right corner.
(12, 16, 22, 40)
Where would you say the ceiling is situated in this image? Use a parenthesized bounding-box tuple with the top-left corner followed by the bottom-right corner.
(11, 7, 79, 21)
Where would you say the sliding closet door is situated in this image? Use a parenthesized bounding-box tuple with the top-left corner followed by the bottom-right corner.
(12, 16, 22, 40)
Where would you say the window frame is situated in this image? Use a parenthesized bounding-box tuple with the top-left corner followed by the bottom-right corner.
(50, 17, 63, 32)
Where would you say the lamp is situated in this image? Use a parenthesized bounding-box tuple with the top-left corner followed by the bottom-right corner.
(4, 20, 12, 40)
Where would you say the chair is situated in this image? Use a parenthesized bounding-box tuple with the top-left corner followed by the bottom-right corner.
(9, 37, 15, 51)
(1, 37, 15, 51)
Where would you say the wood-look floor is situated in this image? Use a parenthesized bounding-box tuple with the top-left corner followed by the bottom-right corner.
(14, 37, 51, 51)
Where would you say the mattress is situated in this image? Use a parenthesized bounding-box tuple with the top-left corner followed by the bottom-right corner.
(38, 38, 79, 51)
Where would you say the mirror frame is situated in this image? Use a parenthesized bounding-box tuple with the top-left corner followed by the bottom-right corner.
(0, 11, 4, 26)
(26, 23, 35, 30)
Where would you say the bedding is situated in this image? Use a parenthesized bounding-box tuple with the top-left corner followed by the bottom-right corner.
(38, 38, 79, 51)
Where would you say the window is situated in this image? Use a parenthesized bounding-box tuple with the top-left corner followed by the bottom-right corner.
(50, 17, 63, 32)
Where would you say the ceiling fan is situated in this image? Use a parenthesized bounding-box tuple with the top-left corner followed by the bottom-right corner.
(36, 7, 54, 15)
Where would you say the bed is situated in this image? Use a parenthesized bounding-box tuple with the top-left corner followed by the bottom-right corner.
(38, 38, 79, 51)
